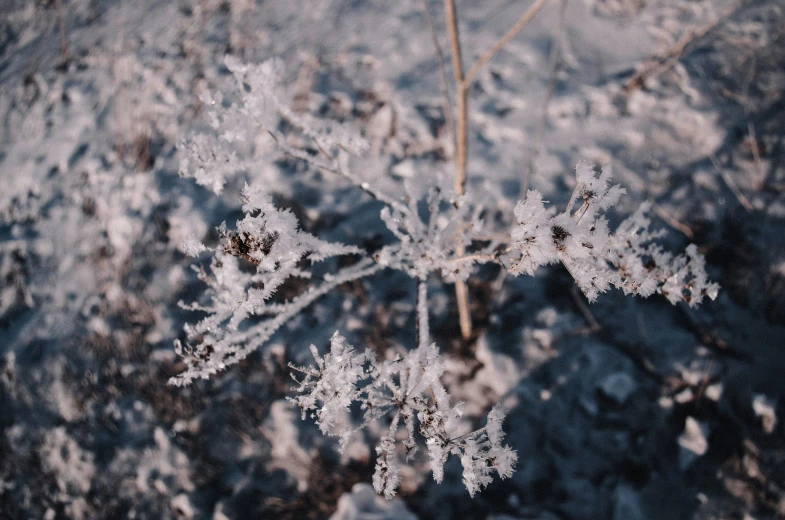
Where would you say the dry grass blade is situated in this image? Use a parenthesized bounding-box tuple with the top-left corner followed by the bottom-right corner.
(624, 0, 747, 94)
(710, 153, 754, 213)
(651, 201, 694, 239)
(522, 0, 568, 196)
(421, 0, 456, 147)
(463, 0, 552, 87)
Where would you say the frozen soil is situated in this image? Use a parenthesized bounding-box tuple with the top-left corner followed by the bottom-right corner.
(1, 0, 784, 519)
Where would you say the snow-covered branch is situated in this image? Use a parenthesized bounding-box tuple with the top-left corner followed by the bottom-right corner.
(509, 163, 720, 306)
(169, 184, 374, 386)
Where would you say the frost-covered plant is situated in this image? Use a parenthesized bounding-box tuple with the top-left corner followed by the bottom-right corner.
(510, 163, 720, 305)
(173, 57, 718, 497)
(173, 183, 368, 386)
(288, 332, 516, 498)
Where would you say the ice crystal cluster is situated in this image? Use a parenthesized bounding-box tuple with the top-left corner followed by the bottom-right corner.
(172, 184, 368, 386)
(375, 179, 490, 283)
(179, 56, 369, 196)
(174, 57, 718, 497)
(510, 163, 719, 305)
(289, 333, 517, 498)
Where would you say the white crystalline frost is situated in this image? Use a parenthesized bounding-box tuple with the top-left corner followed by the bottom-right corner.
(289, 335, 517, 498)
(753, 394, 777, 434)
(169, 184, 364, 386)
(510, 164, 719, 306)
(181, 234, 206, 257)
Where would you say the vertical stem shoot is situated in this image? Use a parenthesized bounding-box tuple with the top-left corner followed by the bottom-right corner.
(444, 0, 472, 340)
(417, 279, 430, 348)
(55, 0, 70, 69)
(444, 0, 468, 195)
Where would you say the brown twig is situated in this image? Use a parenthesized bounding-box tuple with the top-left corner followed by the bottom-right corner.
(55, 0, 70, 70)
(747, 121, 764, 184)
(623, 0, 747, 94)
(443, 0, 552, 340)
(675, 306, 752, 362)
(443, 0, 472, 340)
(293, 54, 319, 113)
(562, 321, 665, 383)
(463, 0, 552, 88)
(443, 0, 468, 195)
(570, 285, 601, 334)
(522, 0, 567, 196)
(421, 0, 456, 147)
(710, 153, 754, 213)
(445, 0, 553, 195)
(651, 201, 695, 239)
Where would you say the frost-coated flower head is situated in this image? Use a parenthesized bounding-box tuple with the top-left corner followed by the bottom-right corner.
(288, 333, 371, 436)
(181, 233, 207, 258)
(376, 178, 490, 282)
(288, 334, 517, 499)
(510, 190, 558, 276)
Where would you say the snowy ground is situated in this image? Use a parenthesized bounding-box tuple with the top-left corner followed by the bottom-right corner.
(1, 0, 784, 518)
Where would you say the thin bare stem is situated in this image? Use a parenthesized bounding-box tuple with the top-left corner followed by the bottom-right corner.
(421, 0, 456, 148)
(624, 0, 746, 93)
(454, 279, 472, 340)
(463, 0, 551, 87)
(267, 130, 408, 214)
(747, 121, 763, 182)
(522, 0, 567, 195)
(443, 0, 472, 340)
(55, 0, 70, 69)
(443, 0, 465, 87)
(651, 201, 694, 239)
(443, 0, 467, 195)
(570, 285, 601, 333)
(443, 0, 552, 341)
(417, 279, 430, 349)
(710, 153, 753, 213)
